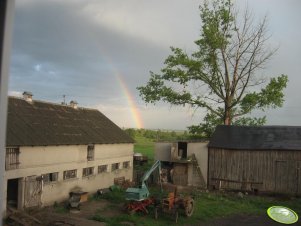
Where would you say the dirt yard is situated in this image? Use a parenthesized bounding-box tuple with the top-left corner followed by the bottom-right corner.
(33, 199, 123, 226)
(5, 197, 299, 226)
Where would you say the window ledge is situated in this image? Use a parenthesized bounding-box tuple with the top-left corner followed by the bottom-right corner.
(43, 181, 58, 185)
(112, 169, 121, 174)
(82, 175, 96, 179)
(98, 171, 109, 174)
(63, 177, 79, 182)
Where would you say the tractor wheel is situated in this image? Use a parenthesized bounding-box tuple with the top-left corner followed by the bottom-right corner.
(184, 198, 194, 217)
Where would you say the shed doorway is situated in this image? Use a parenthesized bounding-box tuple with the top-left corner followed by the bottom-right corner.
(7, 178, 22, 209)
(178, 142, 187, 159)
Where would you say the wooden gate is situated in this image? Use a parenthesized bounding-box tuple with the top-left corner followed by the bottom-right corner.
(24, 176, 42, 208)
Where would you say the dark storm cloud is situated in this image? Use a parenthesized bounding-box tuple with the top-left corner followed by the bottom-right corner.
(10, 0, 173, 105)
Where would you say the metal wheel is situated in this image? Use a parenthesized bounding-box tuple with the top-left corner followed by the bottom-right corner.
(184, 198, 194, 217)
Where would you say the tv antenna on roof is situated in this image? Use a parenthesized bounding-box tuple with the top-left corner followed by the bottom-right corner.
(62, 94, 66, 105)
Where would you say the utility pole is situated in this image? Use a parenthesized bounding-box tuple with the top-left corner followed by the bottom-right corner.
(62, 94, 66, 105)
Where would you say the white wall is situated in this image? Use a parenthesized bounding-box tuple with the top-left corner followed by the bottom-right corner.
(154, 142, 172, 161)
(4, 143, 133, 207)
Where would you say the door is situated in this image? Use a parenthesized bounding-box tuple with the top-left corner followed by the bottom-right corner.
(7, 178, 19, 208)
(24, 176, 42, 208)
(172, 164, 188, 186)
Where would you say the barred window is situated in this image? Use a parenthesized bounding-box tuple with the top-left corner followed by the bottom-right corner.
(83, 167, 94, 177)
(123, 161, 130, 169)
(87, 144, 94, 161)
(5, 147, 20, 170)
(63, 169, 77, 180)
(43, 172, 58, 183)
(111, 163, 119, 171)
(98, 165, 107, 173)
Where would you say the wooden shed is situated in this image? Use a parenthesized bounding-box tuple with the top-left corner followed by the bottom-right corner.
(208, 125, 301, 194)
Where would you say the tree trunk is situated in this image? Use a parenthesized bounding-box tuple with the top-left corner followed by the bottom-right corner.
(224, 107, 231, 125)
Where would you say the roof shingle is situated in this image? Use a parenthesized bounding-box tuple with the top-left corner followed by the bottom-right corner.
(208, 125, 301, 150)
(6, 97, 134, 146)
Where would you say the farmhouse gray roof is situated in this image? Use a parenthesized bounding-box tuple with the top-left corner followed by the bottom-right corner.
(6, 97, 134, 146)
(209, 125, 301, 150)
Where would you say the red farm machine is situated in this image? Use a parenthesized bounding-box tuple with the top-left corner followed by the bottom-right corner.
(125, 160, 194, 222)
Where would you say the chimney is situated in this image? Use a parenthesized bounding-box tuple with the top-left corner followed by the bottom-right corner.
(23, 91, 33, 102)
(69, 100, 78, 109)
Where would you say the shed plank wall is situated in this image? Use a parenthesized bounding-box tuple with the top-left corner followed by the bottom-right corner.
(208, 148, 301, 194)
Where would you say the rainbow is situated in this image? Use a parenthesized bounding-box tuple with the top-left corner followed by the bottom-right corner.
(114, 73, 144, 129)
(94, 42, 143, 129)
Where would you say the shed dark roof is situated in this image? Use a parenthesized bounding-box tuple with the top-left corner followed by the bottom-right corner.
(208, 125, 301, 150)
(6, 97, 134, 146)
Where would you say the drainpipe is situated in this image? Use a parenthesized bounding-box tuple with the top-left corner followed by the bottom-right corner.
(0, 0, 15, 222)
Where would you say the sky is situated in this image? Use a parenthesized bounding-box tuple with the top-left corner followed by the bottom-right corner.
(8, 0, 301, 130)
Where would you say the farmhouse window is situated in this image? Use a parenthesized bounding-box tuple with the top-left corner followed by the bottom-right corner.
(87, 144, 94, 161)
(5, 147, 20, 170)
(43, 172, 58, 183)
(123, 161, 130, 169)
(63, 169, 77, 180)
(82, 167, 94, 177)
(111, 163, 119, 171)
(98, 165, 108, 173)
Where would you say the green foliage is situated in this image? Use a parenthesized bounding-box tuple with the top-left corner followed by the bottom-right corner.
(124, 128, 192, 143)
(188, 110, 224, 138)
(138, 0, 288, 137)
(124, 128, 136, 139)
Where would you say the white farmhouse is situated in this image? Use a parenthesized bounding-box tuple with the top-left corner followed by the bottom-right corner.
(4, 92, 134, 212)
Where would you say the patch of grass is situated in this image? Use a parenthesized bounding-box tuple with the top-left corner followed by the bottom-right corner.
(90, 214, 107, 222)
(90, 214, 139, 226)
(190, 192, 301, 224)
(90, 211, 183, 226)
(94, 189, 126, 204)
(91, 190, 301, 225)
(53, 203, 68, 214)
(133, 134, 155, 173)
(134, 134, 154, 160)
